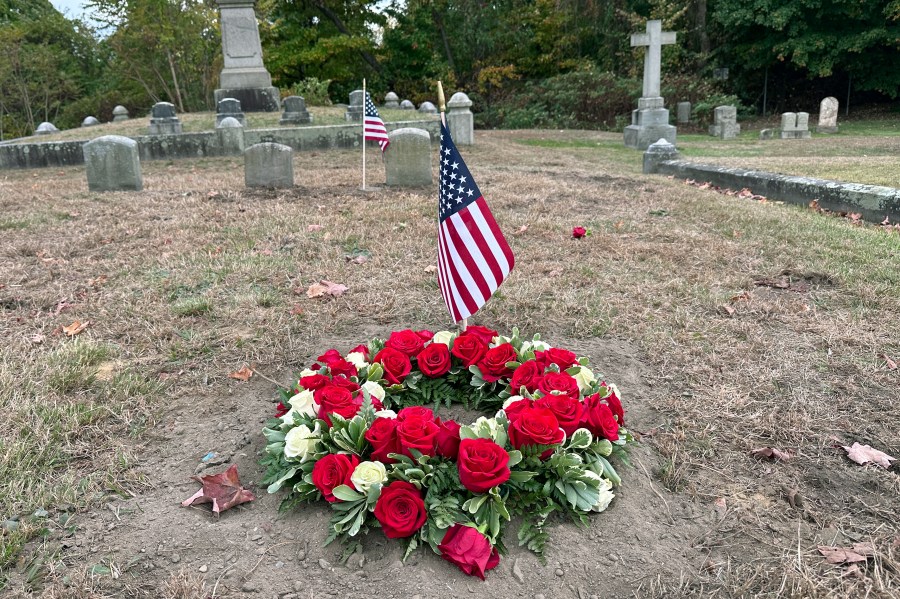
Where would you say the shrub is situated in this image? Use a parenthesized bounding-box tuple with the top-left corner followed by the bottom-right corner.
(282, 78, 332, 106)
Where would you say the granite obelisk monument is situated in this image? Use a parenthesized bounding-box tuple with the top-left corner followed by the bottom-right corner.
(214, 0, 280, 112)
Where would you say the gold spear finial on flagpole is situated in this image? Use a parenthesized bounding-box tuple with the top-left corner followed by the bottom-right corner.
(437, 80, 446, 114)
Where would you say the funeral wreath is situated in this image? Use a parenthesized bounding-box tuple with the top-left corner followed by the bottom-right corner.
(261, 326, 632, 579)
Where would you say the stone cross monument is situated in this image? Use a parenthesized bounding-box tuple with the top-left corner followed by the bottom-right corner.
(623, 20, 677, 150)
(214, 0, 280, 112)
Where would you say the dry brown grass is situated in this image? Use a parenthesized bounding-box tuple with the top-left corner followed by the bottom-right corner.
(1, 129, 898, 596)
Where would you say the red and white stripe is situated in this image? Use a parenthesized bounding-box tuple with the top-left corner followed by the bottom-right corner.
(364, 116, 390, 152)
(437, 197, 515, 322)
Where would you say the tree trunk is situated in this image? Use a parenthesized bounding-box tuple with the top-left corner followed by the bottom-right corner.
(433, 9, 456, 78)
(167, 49, 186, 113)
(695, 0, 709, 63)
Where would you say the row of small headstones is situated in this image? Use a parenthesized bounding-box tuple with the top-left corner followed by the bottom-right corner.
(35, 106, 130, 135)
(674, 96, 841, 140)
(82, 126, 440, 192)
(344, 90, 473, 119)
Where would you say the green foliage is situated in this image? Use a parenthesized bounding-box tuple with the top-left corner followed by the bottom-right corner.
(282, 77, 333, 106)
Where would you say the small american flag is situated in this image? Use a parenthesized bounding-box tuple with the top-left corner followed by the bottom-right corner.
(436, 121, 514, 322)
(364, 92, 390, 152)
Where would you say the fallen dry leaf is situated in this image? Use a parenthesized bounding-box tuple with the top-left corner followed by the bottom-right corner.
(883, 354, 897, 371)
(713, 497, 727, 516)
(750, 447, 791, 461)
(818, 543, 875, 565)
(718, 305, 736, 317)
(289, 304, 304, 316)
(842, 442, 896, 469)
(181, 464, 255, 516)
(346, 255, 368, 264)
(306, 280, 349, 299)
(63, 320, 90, 336)
(228, 366, 253, 382)
(30, 334, 45, 344)
(514, 224, 529, 235)
(307, 224, 325, 232)
(423, 265, 437, 273)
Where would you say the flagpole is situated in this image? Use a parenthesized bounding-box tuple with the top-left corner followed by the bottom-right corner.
(437, 80, 467, 333)
(361, 78, 367, 191)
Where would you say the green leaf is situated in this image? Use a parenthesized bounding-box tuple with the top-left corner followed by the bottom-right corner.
(507, 450, 523, 468)
(331, 485, 364, 502)
(508, 470, 536, 483)
(266, 467, 298, 494)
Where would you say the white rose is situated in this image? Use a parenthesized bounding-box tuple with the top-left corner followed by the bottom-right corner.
(521, 340, 550, 353)
(299, 368, 317, 378)
(572, 365, 595, 394)
(345, 351, 368, 370)
(350, 461, 387, 492)
(431, 330, 454, 346)
(374, 409, 397, 419)
(502, 395, 526, 409)
(586, 473, 614, 512)
(288, 389, 318, 417)
(283, 423, 320, 461)
(362, 380, 385, 401)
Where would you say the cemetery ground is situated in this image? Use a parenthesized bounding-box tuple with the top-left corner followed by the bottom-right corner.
(1, 127, 899, 599)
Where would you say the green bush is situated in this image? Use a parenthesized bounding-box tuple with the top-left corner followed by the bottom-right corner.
(282, 78, 333, 106)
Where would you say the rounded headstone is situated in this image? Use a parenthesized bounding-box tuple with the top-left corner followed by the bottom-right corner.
(244, 143, 293, 188)
(283, 96, 307, 113)
(418, 101, 437, 114)
(348, 90, 365, 106)
(447, 92, 472, 109)
(81, 116, 100, 127)
(217, 97, 242, 114)
(399, 100, 414, 110)
(385, 128, 432, 187)
(817, 97, 839, 133)
(384, 91, 400, 108)
(218, 116, 243, 128)
(36, 122, 59, 135)
(83, 135, 143, 192)
(151, 102, 177, 119)
(112, 105, 130, 122)
(642, 138, 679, 174)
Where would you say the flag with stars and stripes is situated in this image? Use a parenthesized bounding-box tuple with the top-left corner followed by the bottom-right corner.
(364, 92, 390, 152)
(436, 121, 514, 323)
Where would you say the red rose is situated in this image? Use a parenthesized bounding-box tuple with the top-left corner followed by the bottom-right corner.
(502, 398, 532, 423)
(581, 394, 620, 441)
(457, 438, 511, 493)
(299, 373, 331, 392)
(397, 414, 440, 458)
(438, 524, 500, 580)
(462, 325, 498, 345)
(373, 347, 412, 385)
(416, 330, 435, 341)
(534, 348, 578, 371)
(348, 343, 369, 359)
(315, 385, 359, 426)
(435, 418, 462, 459)
(451, 334, 488, 367)
(274, 402, 289, 418)
(508, 406, 564, 458)
(599, 383, 625, 426)
(326, 358, 358, 378)
(330, 375, 360, 394)
(365, 417, 401, 463)
(317, 349, 343, 364)
(385, 329, 426, 357)
(397, 406, 434, 421)
(535, 394, 582, 436)
(572, 226, 587, 238)
(374, 481, 427, 539)
(311, 453, 358, 503)
(417, 342, 452, 378)
(538, 371, 580, 401)
(510, 360, 542, 393)
(477, 343, 518, 383)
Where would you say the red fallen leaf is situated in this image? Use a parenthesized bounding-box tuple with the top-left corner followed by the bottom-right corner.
(181, 464, 255, 516)
(698, 182, 711, 190)
(228, 366, 253, 382)
(63, 320, 90, 336)
(306, 280, 348, 298)
(750, 447, 791, 461)
(289, 304, 304, 315)
(817, 543, 875, 565)
(883, 354, 897, 371)
(842, 442, 896, 469)
(847, 213, 862, 224)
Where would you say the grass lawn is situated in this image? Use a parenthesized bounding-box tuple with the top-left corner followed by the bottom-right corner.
(0, 128, 898, 597)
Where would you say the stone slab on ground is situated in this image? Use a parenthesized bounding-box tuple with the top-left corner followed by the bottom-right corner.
(83, 135, 142, 192)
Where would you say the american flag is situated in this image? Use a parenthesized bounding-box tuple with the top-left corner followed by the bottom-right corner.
(364, 92, 390, 152)
(437, 121, 514, 323)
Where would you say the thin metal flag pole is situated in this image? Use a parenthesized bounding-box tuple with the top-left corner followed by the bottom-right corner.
(437, 80, 466, 333)
(361, 78, 367, 191)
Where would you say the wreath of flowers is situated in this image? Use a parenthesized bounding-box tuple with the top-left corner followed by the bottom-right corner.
(261, 326, 632, 579)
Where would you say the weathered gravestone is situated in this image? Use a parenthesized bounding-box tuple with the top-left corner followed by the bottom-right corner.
(399, 100, 414, 110)
(81, 116, 100, 127)
(780, 112, 811, 139)
(280, 96, 312, 125)
(214, 0, 280, 111)
(817, 97, 839, 133)
(35, 122, 59, 136)
(447, 92, 474, 146)
(676, 102, 691, 124)
(244, 143, 293, 188)
(84, 135, 142, 192)
(642, 138, 679, 174)
(759, 129, 775, 140)
(623, 20, 677, 150)
(345, 90, 364, 122)
(148, 102, 182, 135)
(384, 92, 400, 109)
(418, 101, 438, 114)
(708, 105, 740, 139)
(112, 105, 129, 122)
(217, 117, 245, 155)
(216, 98, 247, 127)
(384, 128, 432, 187)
